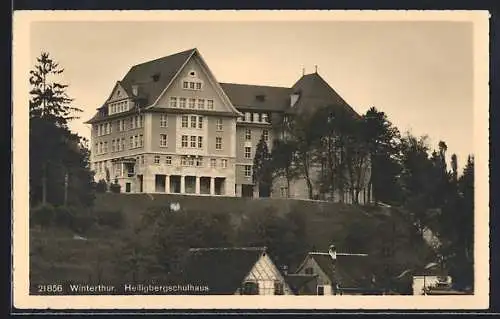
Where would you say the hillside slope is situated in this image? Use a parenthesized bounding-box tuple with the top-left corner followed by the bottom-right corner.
(30, 193, 435, 293)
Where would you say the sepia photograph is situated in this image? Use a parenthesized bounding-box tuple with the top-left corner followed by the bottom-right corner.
(12, 10, 489, 310)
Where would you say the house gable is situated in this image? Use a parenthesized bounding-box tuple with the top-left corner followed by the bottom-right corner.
(241, 252, 292, 295)
(295, 255, 333, 286)
(153, 49, 241, 116)
(107, 81, 130, 103)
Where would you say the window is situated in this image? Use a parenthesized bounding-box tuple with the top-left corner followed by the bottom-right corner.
(183, 81, 188, 89)
(262, 129, 269, 142)
(98, 142, 102, 154)
(134, 116, 139, 129)
(215, 137, 222, 150)
(109, 122, 113, 134)
(129, 136, 134, 148)
(129, 117, 134, 130)
(160, 134, 167, 147)
(245, 129, 252, 140)
(198, 116, 203, 129)
(196, 157, 203, 167)
(165, 156, 172, 165)
(181, 135, 188, 148)
(139, 134, 143, 147)
(98, 124, 103, 136)
(198, 136, 203, 148)
(189, 82, 195, 89)
(262, 113, 269, 123)
(94, 143, 98, 154)
(244, 165, 252, 177)
(181, 115, 189, 128)
(103, 141, 108, 153)
(160, 114, 168, 127)
(317, 286, 325, 296)
(141, 155, 145, 164)
(134, 135, 138, 148)
(190, 136, 197, 148)
(221, 159, 228, 168)
(280, 187, 288, 197)
(121, 138, 125, 151)
(188, 98, 195, 109)
(244, 147, 251, 159)
(154, 156, 160, 164)
(170, 97, 177, 108)
(190, 116, 197, 128)
(253, 113, 259, 122)
(242, 281, 259, 295)
(244, 112, 251, 122)
(216, 118, 223, 131)
(207, 99, 214, 110)
(274, 281, 284, 295)
(196, 82, 202, 90)
(111, 139, 116, 152)
(198, 99, 205, 109)
(210, 158, 217, 168)
(179, 97, 186, 108)
(188, 156, 195, 166)
(305, 267, 313, 275)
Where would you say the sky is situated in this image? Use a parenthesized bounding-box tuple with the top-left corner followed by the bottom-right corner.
(28, 18, 474, 171)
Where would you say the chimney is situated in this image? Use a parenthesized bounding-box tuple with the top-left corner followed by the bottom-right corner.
(302, 67, 305, 76)
(281, 265, 288, 275)
(328, 244, 337, 261)
(131, 85, 139, 96)
(315, 65, 318, 73)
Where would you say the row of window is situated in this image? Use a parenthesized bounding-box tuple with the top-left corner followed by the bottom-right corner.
(182, 80, 203, 91)
(181, 115, 204, 129)
(94, 134, 143, 154)
(170, 97, 214, 110)
(238, 112, 270, 124)
(108, 100, 130, 115)
(180, 135, 204, 149)
(95, 115, 144, 136)
(151, 155, 229, 169)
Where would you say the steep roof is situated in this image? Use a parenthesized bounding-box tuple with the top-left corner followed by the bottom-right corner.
(219, 83, 292, 112)
(288, 73, 360, 119)
(175, 247, 267, 295)
(300, 252, 375, 289)
(285, 274, 318, 295)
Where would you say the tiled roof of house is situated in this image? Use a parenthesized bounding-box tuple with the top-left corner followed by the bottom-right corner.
(285, 274, 318, 295)
(219, 83, 292, 112)
(305, 253, 375, 289)
(175, 247, 267, 295)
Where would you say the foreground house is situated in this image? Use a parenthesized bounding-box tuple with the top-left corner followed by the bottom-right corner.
(294, 245, 384, 295)
(173, 247, 293, 295)
(86, 48, 371, 203)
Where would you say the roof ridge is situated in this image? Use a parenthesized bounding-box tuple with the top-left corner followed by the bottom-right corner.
(189, 247, 266, 251)
(129, 48, 196, 69)
(220, 82, 291, 90)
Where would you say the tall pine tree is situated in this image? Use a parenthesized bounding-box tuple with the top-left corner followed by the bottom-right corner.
(253, 134, 273, 197)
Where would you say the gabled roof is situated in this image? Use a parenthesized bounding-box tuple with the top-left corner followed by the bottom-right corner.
(175, 247, 267, 295)
(219, 83, 292, 112)
(297, 252, 375, 289)
(288, 73, 360, 119)
(285, 274, 318, 295)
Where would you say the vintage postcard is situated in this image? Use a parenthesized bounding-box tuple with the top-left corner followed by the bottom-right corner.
(12, 10, 490, 311)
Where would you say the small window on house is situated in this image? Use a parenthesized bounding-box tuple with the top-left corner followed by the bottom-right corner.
(210, 158, 217, 168)
(256, 94, 265, 102)
(244, 146, 251, 159)
(165, 156, 172, 165)
(190, 116, 197, 128)
(207, 100, 214, 110)
(189, 71, 196, 77)
(245, 129, 252, 141)
(190, 136, 197, 148)
(196, 82, 202, 90)
(198, 99, 205, 109)
(242, 281, 259, 295)
(160, 114, 168, 127)
(154, 156, 160, 164)
(160, 134, 167, 147)
(198, 136, 203, 148)
(262, 129, 269, 142)
(244, 165, 252, 177)
(198, 116, 203, 129)
(221, 159, 228, 168)
(181, 116, 189, 128)
(170, 97, 177, 108)
(274, 281, 284, 295)
(183, 81, 188, 89)
(189, 82, 195, 89)
(216, 118, 223, 131)
(181, 135, 188, 148)
(317, 285, 325, 296)
(215, 137, 222, 150)
(244, 112, 251, 122)
(179, 97, 187, 108)
(152, 73, 160, 82)
(305, 267, 314, 275)
(196, 157, 203, 167)
(189, 98, 196, 109)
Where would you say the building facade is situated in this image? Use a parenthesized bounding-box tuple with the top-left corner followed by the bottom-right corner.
(86, 48, 371, 203)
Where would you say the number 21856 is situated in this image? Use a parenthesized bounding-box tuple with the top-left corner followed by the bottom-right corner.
(37, 284, 63, 293)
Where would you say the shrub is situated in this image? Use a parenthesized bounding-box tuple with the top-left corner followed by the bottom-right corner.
(110, 183, 121, 193)
(53, 205, 76, 228)
(69, 208, 96, 234)
(30, 204, 55, 227)
(95, 179, 108, 193)
(94, 209, 125, 229)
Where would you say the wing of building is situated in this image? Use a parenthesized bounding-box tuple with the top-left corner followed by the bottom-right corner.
(85, 48, 372, 203)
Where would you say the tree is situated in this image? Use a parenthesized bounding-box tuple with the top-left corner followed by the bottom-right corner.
(270, 139, 299, 198)
(29, 52, 93, 208)
(252, 134, 273, 197)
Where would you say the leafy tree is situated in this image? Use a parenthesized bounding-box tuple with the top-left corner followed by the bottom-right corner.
(270, 139, 299, 198)
(252, 134, 273, 197)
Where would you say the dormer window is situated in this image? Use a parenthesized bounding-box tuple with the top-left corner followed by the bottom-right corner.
(189, 70, 196, 77)
(256, 94, 266, 102)
(152, 73, 160, 82)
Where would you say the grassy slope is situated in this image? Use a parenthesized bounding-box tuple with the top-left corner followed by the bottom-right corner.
(30, 193, 435, 288)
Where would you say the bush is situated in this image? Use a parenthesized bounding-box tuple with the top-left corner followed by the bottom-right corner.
(53, 205, 76, 228)
(95, 179, 108, 193)
(94, 209, 125, 229)
(110, 183, 121, 193)
(69, 208, 96, 234)
(30, 204, 56, 227)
